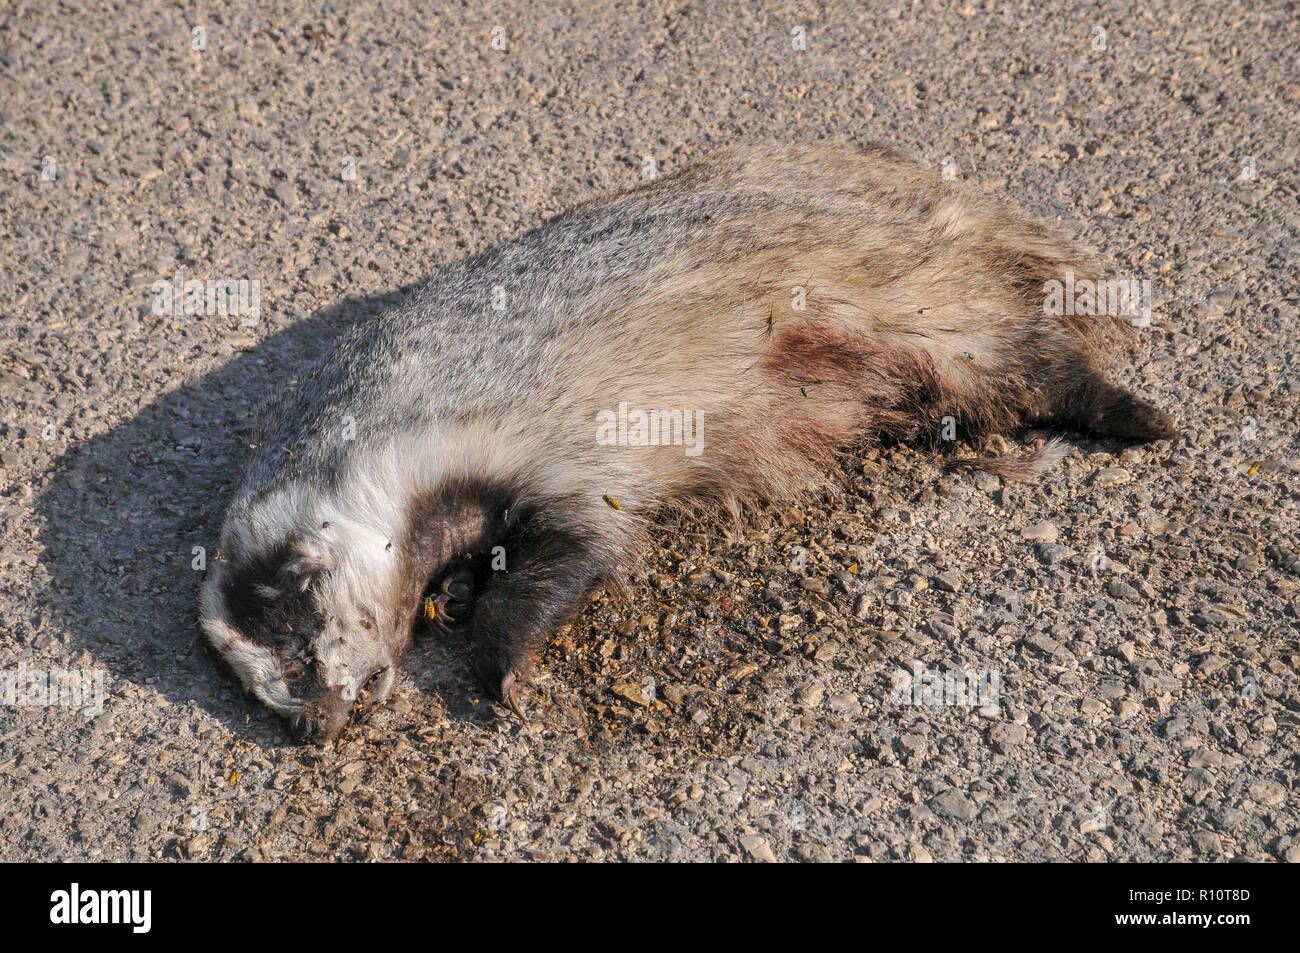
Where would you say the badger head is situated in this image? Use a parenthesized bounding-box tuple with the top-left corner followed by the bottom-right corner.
(199, 513, 405, 743)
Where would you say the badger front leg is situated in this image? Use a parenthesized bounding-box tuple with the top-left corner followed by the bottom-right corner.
(468, 513, 618, 718)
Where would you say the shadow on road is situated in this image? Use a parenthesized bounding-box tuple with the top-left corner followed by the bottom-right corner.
(32, 284, 419, 747)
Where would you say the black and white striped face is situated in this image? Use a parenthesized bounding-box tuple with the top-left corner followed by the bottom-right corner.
(199, 526, 401, 743)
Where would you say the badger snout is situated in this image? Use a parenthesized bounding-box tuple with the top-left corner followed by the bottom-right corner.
(289, 690, 352, 743)
(289, 666, 394, 743)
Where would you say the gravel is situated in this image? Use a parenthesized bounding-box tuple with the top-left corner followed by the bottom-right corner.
(0, 0, 1297, 862)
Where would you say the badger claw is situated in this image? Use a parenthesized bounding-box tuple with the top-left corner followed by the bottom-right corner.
(501, 671, 527, 722)
(471, 649, 532, 722)
(418, 565, 476, 639)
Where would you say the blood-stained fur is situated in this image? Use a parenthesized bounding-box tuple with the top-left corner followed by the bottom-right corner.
(200, 143, 1174, 741)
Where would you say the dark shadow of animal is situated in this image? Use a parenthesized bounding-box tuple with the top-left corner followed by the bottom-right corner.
(33, 286, 421, 747)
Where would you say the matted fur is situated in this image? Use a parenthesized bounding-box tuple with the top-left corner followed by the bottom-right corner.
(200, 142, 1174, 741)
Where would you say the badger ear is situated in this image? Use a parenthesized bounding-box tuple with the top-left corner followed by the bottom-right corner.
(278, 534, 335, 591)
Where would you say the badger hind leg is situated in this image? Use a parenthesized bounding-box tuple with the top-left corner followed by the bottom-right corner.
(965, 205, 1177, 444)
(1047, 368, 1177, 441)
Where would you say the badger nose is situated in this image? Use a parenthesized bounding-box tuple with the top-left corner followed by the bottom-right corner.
(289, 694, 351, 744)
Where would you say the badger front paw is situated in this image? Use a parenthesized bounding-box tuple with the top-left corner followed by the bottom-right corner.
(470, 646, 533, 721)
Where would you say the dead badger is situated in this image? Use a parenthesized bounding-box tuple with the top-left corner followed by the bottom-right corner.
(200, 143, 1174, 742)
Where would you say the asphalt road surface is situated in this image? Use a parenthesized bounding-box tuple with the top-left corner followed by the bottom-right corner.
(0, 0, 1296, 861)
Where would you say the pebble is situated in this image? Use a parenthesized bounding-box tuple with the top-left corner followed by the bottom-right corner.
(612, 682, 655, 708)
(853, 593, 871, 620)
(1037, 543, 1075, 565)
(1248, 780, 1286, 808)
(928, 790, 977, 822)
(898, 733, 928, 757)
(1187, 749, 1224, 768)
(272, 182, 298, 209)
(797, 682, 826, 707)
(1198, 655, 1228, 675)
(827, 693, 862, 718)
(740, 834, 777, 863)
(1094, 467, 1131, 485)
(1021, 521, 1058, 543)
(1026, 633, 1064, 658)
(1107, 580, 1141, 601)
(990, 723, 1027, 745)
(934, 569, 963, 593)
(1190, 831, 1222, 856)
